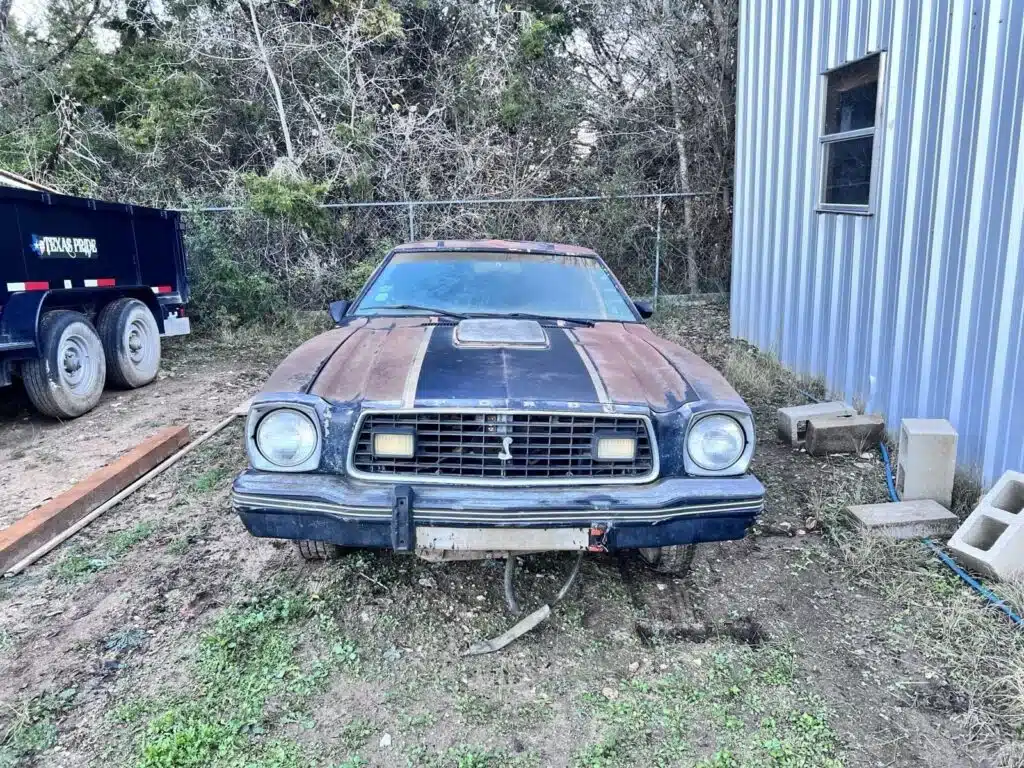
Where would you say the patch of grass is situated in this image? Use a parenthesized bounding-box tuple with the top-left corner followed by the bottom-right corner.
(834, 528, 1024, 761)
(166, 536, 192, 555)
(571, 644, 843, 767)
(723, 347, 783, 406)
(51, 551, 109, 583)
(105, 627, 149, 653)
(190, 465, 230, 493)
(0, 688, 77, 767)
(51, 521, 158, 584)
(453, 692, 500, 726)
(337, 717, 375, 750)
(951, 468, 983, 521)
(129, 588, 360, 767)
(406, 744, 539, 768)
(107, 521, 157, 556)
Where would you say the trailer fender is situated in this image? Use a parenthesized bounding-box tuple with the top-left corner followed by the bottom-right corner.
(39, 287, 166, 334)
(90, 288, 166, 334)
(0, 290, 46, 352)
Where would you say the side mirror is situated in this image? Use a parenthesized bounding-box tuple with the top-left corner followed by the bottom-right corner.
(328, 299, 350, 325)
(634, 299, 654, 319)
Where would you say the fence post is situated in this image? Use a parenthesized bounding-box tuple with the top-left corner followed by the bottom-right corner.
(407, 202, 416, 242)
(653, 195, 663, 309)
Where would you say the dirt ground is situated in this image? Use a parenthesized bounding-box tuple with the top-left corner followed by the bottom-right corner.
(0, 305, 1020, 768)
(0, 337, 270, 529)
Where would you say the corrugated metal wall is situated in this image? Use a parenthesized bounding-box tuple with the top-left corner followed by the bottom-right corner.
(732, 0, 1024, 485)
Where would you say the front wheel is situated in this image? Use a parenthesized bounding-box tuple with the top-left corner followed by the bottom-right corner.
(22, 310, 107, 418)
(98, 298, 161, 388)
(295, 540, 342, 561)
(638, 544, 697, 576)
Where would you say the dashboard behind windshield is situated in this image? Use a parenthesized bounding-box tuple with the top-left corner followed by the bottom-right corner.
(353, 251, 637, 322)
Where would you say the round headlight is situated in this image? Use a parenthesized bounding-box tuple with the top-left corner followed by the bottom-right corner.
(255, 409, 318, 468)
(687, 414, 746, 471)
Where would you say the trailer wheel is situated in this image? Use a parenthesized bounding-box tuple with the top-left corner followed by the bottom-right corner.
(295, 540, 342, 561)
(638, 544, 697, 576)
(22, 310, 107, 418)
(98, 298, 161, 388)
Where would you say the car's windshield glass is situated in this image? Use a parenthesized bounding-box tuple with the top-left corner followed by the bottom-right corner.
(353, 251, 636, 321)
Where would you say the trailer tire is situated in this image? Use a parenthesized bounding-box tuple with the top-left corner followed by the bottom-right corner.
(638, 544, 697, 576)
(98, 298, 161, 389)
(22, 310, 107, 419)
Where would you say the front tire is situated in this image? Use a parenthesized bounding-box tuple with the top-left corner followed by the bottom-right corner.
(98, 298, 161, 389)
(22, 310, 107, 418)
(295, 540, 342, 561)
(638, 544, 697, 576)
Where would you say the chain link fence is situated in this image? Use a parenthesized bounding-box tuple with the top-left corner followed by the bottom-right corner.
(182, 192, 729, 326)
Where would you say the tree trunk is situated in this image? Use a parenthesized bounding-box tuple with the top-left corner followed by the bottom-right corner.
(0, 0, 12, 42)
(247, 0, 295, 164)
(662, 0, 699, 294)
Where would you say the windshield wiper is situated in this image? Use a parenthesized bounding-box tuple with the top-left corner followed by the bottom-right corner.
(469, 311, 595, 327)
(368, 304, 469, 319)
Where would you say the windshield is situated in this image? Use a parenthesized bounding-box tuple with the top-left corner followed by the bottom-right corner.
(353, 251, 637, 321)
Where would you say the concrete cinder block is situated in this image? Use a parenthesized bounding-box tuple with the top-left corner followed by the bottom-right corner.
(896, 419, 958, 508)
(948, 471, 1024, 581)
(805, 413, 885, 456)
(845, 499, 959, 540)
(777, 401, 856, 447)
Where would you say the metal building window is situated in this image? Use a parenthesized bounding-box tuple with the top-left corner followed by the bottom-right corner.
(819, 53, 882, 213)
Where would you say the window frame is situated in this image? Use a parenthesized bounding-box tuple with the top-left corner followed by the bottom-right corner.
(817, 51, 886, 216)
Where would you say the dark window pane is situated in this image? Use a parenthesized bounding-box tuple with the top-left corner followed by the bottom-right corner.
(824, 55, 879, 134)
(823, 137, 873, 206)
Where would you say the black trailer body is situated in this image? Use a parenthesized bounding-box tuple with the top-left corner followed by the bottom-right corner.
(0, 186, 191, 417)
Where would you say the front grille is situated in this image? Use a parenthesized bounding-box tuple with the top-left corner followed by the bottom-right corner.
(350, 411, 656, 483)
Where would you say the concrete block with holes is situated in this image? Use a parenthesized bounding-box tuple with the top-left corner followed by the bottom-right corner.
(896, 419, 958, 508)
(845, 499, 959, 540)
(948, 471, 1024, 582)
(777, 401, 856, 447)
(804, 413, 885, 456)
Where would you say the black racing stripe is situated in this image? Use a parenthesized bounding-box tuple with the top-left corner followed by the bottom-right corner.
(414, 326, 508, 401)
(503, 327, 597, 401)
(414, 326, 599, 403)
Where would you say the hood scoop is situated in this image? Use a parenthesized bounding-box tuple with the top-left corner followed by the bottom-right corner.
(453, 318, 549, 349)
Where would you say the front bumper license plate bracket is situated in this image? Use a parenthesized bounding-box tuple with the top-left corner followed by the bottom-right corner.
(391, 485, 414, 551)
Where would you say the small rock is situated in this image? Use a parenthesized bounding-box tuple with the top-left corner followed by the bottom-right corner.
(628, 661, 640, 673)
(379, 733, 392, 748)
(418, 577, 436, 589)
(601, 687, 618, 700)
(475, 595, 485, 602)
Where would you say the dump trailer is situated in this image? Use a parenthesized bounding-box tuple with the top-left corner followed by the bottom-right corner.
(0, 186, 190, 418)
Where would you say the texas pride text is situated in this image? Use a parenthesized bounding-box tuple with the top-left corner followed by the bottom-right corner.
(31, 234, 99, 259)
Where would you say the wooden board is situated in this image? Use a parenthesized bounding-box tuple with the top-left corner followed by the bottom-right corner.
(0, 425, 190, 572)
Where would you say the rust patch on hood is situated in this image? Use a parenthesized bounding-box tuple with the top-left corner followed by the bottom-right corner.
(572, 323, 695, 411)
(260, 319, 367, 394)
(309, 316, 431, 403)
(625, 324, 743, 403)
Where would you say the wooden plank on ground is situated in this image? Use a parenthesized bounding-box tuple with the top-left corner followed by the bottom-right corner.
(0, 425, 190, 572)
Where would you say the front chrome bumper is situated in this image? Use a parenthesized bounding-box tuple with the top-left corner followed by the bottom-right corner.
(231, 470, 764, 551)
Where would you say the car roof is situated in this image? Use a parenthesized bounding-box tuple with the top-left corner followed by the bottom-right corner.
(391, 239, 599, 257)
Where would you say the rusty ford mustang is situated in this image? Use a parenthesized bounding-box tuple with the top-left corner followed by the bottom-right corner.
(231, 240, 764, 574)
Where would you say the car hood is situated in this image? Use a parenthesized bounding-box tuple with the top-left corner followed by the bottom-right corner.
(262, 317, 732, 412)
